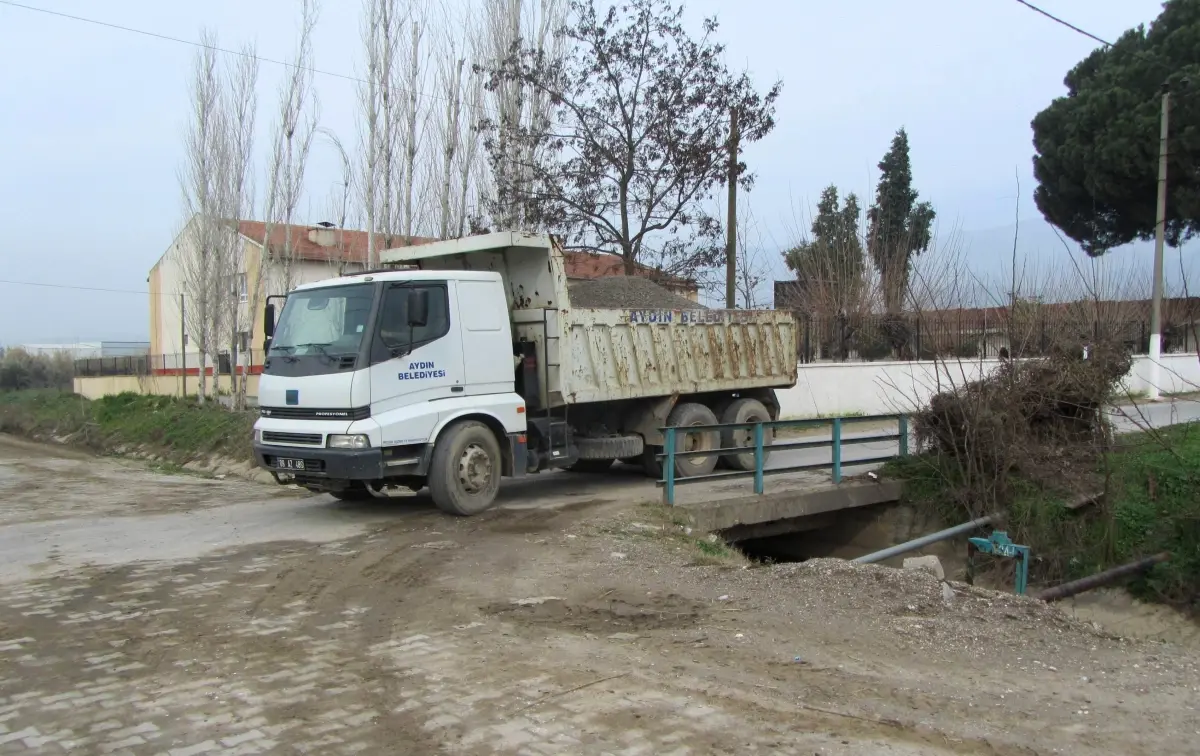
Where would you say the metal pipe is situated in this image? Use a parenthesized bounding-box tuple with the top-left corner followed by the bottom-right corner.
(853, 514, 997, 564)
(1036, 553, 1170, 602)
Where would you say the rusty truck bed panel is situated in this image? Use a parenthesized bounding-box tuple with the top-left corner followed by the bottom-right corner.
(513, 306, 797, 407)
(562, 307, 797, 404)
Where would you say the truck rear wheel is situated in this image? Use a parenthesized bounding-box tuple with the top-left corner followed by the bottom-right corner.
(666, 402, 720, 477)
(720, 398, 773, 471)
(429, 421, 502, 516)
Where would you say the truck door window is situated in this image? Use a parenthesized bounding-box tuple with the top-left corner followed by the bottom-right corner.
(373, 283, 450, 362)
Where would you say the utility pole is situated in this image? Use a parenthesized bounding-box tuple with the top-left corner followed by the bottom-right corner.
(1148, 84, 1170, 401)
(725, 106, 740, 310)
(180, 293, 187, 398)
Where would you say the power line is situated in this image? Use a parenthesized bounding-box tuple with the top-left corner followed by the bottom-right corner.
(1011, 0, 1112, 48)
(0, 0, 362, 85)
(0, 0, 484, 117)
(0, 278, 176, 296)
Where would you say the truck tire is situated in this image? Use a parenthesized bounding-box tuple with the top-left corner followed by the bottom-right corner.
(719, 398, 773, 471)
(666, 402, 720, 477)
(567, 458, 615, 473)
(428, 421, 502, 516)
(576, 434, 644, 460)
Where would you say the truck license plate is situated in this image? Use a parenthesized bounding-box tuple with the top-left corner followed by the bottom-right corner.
(276, 458, 306, 470)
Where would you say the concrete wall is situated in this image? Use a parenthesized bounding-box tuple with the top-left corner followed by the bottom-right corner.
(75, 374, 260, 401)
(776, 353, 1200, 418)
(77, 352, 1200, 418)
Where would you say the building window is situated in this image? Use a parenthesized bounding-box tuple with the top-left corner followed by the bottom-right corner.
(238, 273, 248, 302)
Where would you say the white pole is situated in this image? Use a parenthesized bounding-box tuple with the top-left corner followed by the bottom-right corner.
(1148, 86, 1170, 401)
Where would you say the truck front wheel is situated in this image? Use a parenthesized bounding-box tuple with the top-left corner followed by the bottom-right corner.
(429, 421, 502, 516)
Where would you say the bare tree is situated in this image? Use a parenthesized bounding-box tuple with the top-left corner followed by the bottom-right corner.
(733, 208, 771, 309)
(212, 45, 259, 408)
(359, 0, 404, 263)
(436, 38, 467, 239)
(397, 13, 428, 239)
(178, 32, 225, 405)
(478, 0, 567, 231)
(239, 0, 319, 410)
(481, 0, 780, 278)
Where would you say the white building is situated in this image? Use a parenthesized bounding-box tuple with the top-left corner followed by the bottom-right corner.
(148, 217, 434, 374)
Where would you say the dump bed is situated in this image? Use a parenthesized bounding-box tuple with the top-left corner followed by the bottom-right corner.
(380, 232, 798, 408)
(512, 306, 796, 406)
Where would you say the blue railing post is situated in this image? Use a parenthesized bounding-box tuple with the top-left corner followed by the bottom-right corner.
(753, 422, 765, 495)
(831, 417, 842, 484)
(898, 415, 909, 457)
(663, 426, 677, 506)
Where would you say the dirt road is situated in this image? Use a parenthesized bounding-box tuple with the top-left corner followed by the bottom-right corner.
(0, 435, 1197, 755)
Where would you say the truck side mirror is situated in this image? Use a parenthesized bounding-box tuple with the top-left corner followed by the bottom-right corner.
(264, 303, 276, 338)
(407, 289, 429, 328)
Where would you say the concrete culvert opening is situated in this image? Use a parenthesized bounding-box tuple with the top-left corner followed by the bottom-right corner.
(730, 528, 880, 564)
(722, 503, 962, 565)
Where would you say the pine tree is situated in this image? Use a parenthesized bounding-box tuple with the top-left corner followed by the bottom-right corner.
(867, 128, 935, 313)
(784, 185, 864, 313)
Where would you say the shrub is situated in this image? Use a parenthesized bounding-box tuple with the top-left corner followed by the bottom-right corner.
(0, 349, 74, 391)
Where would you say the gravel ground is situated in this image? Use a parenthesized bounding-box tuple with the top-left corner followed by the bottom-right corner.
(1, 438, 1198, 755)
(569, 276, 702, 310)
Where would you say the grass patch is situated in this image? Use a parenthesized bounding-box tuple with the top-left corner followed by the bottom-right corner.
(885, 424, 1200, 607)
(0, 390, 255, 465)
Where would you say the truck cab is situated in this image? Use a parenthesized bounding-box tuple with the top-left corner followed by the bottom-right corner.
(253, 268, 527, 515)
(255, 231, 797, 516)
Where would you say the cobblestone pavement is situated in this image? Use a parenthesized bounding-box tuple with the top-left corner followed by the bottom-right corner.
(0, 541, 938, 756)
(2, 435, 1197, 755)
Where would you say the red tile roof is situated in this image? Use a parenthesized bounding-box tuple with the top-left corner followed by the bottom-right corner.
(562, 250, 696, 290)
(237, 221, 694, 289)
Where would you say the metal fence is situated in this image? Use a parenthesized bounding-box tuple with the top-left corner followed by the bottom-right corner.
(73, 351, 269, 377)
(657, 415, 909, 506)
(796, 313, 1196, 363)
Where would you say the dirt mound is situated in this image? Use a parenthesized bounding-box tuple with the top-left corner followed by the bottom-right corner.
(568, 276, 702, 310)
(485, 589, 706, 633)
(767, 559, 1097, 656)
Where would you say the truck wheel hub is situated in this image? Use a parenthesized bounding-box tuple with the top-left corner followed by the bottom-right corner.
(458, 443, 493, 493)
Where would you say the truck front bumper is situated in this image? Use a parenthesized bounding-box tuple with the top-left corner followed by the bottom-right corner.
(254, 442, 386, 482)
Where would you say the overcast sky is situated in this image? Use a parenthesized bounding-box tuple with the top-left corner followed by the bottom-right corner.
(0, 0, 1181, 345)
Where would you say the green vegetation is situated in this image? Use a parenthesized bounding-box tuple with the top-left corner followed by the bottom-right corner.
(1031, 0, 1199, 254)
(867, 128, 936, 313)
(0, 390, 254, 465)
(886, 423, 1200, 607)
(0, 349, 74, 391)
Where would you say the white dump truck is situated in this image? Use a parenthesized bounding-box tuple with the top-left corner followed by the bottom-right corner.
(252, 232, 797, 514)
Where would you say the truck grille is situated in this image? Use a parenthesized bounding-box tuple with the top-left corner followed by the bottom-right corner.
(261, 431, 323, 446)
(259, 406, 370, 421)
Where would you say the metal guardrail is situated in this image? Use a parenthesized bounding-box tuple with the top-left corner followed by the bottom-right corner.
(657, 414, 910, 506)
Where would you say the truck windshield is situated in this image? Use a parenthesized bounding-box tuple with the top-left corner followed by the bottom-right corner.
(269, 284, 375, 359)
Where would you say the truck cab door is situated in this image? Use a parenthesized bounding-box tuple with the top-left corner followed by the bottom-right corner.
(367, 281, 464, 446)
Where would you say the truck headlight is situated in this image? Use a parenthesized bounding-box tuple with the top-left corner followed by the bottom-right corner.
(254, 428, 262, 443)
(328, 434, 371, 449)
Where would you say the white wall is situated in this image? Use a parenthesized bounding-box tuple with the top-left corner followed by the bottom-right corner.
(777, 353, 1200, 418)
